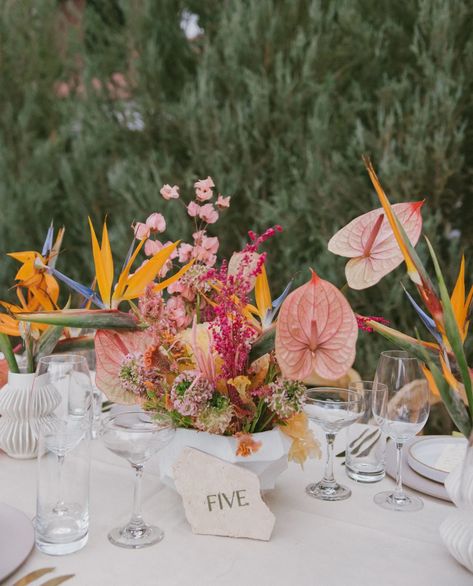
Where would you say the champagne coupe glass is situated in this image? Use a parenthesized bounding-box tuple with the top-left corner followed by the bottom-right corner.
(373, 350, 430, 511)
(100, 410, 175, 549)
(35, 354, 93, 555)
(304, 388, 364, 501)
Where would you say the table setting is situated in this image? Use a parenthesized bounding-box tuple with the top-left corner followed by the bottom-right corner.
(1, 164, 473, 584)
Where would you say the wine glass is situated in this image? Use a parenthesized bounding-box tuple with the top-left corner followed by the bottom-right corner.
(304, 388, 364, 501)
(373, 350, 430, 511)
(35, 354, 93, 555)
(100, 410, 175, 549)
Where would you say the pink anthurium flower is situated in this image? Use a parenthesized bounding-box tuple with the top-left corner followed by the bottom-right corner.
(328, 202, 423, 290)
(275, 271, 357, 380)
(95, 329, 151, 404)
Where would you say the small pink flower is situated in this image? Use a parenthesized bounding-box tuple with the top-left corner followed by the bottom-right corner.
(202, 235, 219, 254)
(134, 222, 150, 240)
(217, 194, 231, 208)
(178, 243, 194, 263)
(146, 212, 166, 233)
(194, 176, 215, 202)
(160, 184, 180, 200)
(167, 296, 190, 329)
(144, 239, 163, 256)
(187, 201, 201, 217)
(199, 203, 219, 224)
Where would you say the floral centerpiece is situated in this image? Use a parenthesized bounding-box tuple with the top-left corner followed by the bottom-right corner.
(18, 175, 365, 484)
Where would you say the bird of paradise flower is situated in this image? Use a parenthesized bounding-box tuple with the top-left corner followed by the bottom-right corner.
(17, 219, 192, 331)
(359, 158, 473, 438)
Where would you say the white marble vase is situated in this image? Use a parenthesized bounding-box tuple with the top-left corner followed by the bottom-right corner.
(440, 437, 473, 574)
(0, 372, 60, 459)
(159, 427, 291, 491)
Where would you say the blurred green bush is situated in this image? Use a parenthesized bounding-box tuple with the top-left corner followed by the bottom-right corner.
(0, 0, 472, 376)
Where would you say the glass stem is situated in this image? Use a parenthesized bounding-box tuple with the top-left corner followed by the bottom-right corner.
(394, 441, 406, 500)
(129, 464, 145, 528)
(322, 433, 337, 486)
(53, 454, 66, 514)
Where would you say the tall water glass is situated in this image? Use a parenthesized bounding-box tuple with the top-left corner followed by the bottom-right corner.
(373, 350, 430, 511)
(35, 355, 93, 555)
(345, 381, 388, 483)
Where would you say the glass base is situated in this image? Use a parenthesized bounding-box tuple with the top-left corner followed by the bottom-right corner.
(346, 465, 385, 483)
(374, 490, 424, 512)
(36, 532, 88, 556)
(306, 481, 352, 501)
(108, 523, 164, 549)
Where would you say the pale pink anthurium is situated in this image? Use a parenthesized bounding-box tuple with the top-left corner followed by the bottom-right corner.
(95, 329, 150, 404)
(275, 271, 357, 380)
(328, 202, 423, 289)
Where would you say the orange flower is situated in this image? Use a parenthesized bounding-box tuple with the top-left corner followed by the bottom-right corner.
(235, 433, 262, 457)
(281, 412, 321, 466)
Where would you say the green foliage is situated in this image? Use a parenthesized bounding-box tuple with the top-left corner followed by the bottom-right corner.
(1, 0, 472, 376)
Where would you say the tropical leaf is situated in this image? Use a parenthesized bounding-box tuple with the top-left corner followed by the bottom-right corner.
(425, 238, 473, 419)
(36, 325, 64, 361)
(17, 309, 144, 330)
(54, 335, 95, 352)
(0, 332, 19, 372)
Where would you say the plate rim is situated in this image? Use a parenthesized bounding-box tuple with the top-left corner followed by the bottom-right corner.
(0, 502, 35, 582)
(407, 435, 465, 482)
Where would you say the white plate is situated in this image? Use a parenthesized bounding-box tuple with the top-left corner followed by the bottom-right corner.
(0, 503, 34, 583)
(407, 436, 467, 484)
(385, 439, 451, 502)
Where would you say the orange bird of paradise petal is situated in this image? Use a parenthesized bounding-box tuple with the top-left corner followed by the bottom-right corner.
(328, 202, 423, 290)
(275, 270, 358, 380)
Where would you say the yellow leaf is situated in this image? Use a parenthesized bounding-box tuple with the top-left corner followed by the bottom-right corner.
(121, 241, 180, 300)
(255, 264, 272, 320)
(421, 365, 440, 397)
(88, 218, 112, 307)
(363, 158, 420, 283)
(451, 256, 466, 330)
(112, 239, 146, 303)
(100, 222, 114, 302)
(439, 354, 460, 392)
(0, 315, 20, 336)
(153, 260, 195, 293)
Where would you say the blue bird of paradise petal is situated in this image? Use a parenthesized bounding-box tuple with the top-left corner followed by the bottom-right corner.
(48, 267, 105, 309)
(41, 222, 54, 257)
(402, 284, 443, 345)
(264, 279, 293, 327)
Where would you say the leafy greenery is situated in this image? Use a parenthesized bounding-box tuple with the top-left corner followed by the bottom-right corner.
(1, 0, 472, 378)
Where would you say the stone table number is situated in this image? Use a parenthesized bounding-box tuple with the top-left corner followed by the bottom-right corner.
(173, 448, 275, 541)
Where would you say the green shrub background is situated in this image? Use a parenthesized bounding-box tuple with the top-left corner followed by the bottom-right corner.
(0, 0, 472, 379)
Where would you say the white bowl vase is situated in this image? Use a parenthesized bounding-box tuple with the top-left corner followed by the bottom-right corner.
(159, 427, 291, 491)
(440, 438, 473, 574)
(0, 372, 60, 459)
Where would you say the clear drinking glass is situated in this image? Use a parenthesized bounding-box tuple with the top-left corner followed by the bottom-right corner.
(304, 388, 364, 501)
(35, 355, 93, 555)
(345, 381, 388, 483)
(100, 410, 175, 549)
(373, 350, 430, 511)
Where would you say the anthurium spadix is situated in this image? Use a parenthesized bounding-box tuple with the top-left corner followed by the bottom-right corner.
(275, 270, 357, 380)
(328, 201, 423, 290)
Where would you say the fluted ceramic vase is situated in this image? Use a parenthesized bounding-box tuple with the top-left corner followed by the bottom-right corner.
(0, 372, 60, 458)
(440, 435, 473, 574)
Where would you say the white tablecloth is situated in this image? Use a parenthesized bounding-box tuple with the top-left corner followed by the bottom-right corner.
(1, 429, 470, 586)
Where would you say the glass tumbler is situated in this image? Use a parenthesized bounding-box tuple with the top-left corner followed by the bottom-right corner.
(345, 381, 388, 483)
(34, 355, 93, 555)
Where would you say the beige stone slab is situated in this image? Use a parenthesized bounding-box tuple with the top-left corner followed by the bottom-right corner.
(173, 447, 275, 541)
